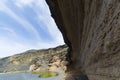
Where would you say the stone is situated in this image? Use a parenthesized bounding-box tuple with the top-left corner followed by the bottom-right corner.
(49, 66, 58, 71)
(46, 0, 120, 80)
(61, 61, 68, 66)
(29, 64, 36, 71)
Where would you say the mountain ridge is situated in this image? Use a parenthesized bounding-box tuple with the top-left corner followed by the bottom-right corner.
(0, 45, 68, 73)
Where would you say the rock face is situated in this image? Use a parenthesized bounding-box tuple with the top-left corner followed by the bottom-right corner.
(30, 48, 68, 72)
(46, 0, 120, 80)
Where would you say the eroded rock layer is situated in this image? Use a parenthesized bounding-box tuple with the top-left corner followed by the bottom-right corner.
(46, 0, 120, 80)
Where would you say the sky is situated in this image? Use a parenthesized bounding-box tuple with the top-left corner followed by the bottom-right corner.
(0, 0, 64, 57)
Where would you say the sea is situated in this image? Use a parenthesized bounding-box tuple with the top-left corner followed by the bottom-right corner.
(0, 72, 64, 80)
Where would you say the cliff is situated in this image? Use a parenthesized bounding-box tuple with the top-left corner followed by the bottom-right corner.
(0, 45, 68, 73)
(46, 0, 120, 80)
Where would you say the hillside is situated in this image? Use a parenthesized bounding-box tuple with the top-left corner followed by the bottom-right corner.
(0, 45, 68, 73)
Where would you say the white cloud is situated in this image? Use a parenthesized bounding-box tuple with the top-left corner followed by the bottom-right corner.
(0, 38, 36, 57)
(0, 36, 63, 57)
(13, 0, 34, 8)
(0, 27, 17, 37)
(17, 0, 65, 45)
(38, 14, 64, 45)
(0, 27, 58, 57)
(32, 0, 64, 44)
(0, 2, 41, 41)
(0, 0, 65, 57)
(12, 0, 64, 44)
(39, 16, 64, 44)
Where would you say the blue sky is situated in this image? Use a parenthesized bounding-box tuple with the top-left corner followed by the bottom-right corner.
(0, 0, 64, 57)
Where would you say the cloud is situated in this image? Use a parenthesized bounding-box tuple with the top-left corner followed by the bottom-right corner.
(0, 2, 41, 41)
(38, 15, 64, 44)
(31, 0, 64, 44)
(14, 0, 64, 44)
(0, 0, 64, 57)
(0, 27, 17, 37)
(13, 0, 34, 8)
(0, 38, 36, 57)
(0, 36, 62, 57)
(0, 29, 55, 57)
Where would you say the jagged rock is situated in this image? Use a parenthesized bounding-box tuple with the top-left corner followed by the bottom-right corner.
(31, 50, 68, 72)
(49, 66, 58, 71)
(29, 64, 36, 71)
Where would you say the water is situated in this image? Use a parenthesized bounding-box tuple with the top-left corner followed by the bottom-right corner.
(0, 72, 64, 80)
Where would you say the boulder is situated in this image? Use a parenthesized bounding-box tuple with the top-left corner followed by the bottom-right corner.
(29, 64, 37, 71)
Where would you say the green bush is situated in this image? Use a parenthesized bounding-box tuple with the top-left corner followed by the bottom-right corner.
(32, 71, 58, 78)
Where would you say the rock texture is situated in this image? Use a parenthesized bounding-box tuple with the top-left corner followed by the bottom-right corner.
(29, 47, 68, 72)
(46, 0, 120, 80)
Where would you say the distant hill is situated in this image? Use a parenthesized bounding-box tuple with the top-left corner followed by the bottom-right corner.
(0, 45, 68, 73)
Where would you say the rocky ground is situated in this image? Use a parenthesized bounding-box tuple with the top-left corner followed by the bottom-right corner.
(0, 45, 68, 73)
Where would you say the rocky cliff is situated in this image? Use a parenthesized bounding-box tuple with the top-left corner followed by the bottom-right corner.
(46, 0, 120, 80)
(0, 45, 68, 73)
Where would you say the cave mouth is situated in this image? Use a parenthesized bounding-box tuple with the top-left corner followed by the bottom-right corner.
(0, 0, 69, 79)
(0, 0, 90, 79)
(0, 0, 65, 58)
